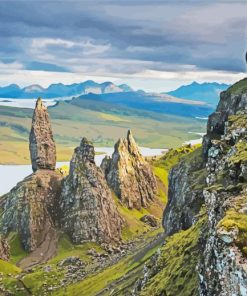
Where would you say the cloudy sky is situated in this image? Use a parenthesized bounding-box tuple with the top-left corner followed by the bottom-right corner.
(0, 0, 246, 91)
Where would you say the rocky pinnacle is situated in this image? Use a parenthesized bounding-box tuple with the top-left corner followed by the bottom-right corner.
(101, 130, 157, 209)
(60, 137, 123, 244)
(29, 98, 56, 172)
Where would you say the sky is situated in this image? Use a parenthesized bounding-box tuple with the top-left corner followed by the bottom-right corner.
(0, 0, 246, 92)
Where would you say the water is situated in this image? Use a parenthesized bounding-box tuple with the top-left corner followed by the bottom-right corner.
(0, 147, 166, 196)
(0, 98, 57, 109)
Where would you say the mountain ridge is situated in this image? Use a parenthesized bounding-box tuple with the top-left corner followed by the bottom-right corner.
(166, 81, 230, 106)
(0, 80, 134, 99)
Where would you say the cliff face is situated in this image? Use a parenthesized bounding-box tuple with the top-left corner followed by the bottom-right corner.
(163, 147, 206, 235)
(203, 78, 247, 157)
(101, 130, 157, 209)
(0, 98, 62, 252)
(134, 78, 247, 296)
(29, 98, 56, 172)
(198, 82, 247, 295)
(60, 138, 123, 244)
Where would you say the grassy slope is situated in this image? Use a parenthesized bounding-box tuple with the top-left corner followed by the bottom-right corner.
(8, 147, 189, 295)
(1, 145, 203, 296)
(140, 211, 207, 296)
(0, 101, 206, 164)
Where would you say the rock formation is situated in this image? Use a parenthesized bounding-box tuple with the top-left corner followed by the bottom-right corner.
(0, 98, 62, 254)
(133, 79, 247, 296)
(198, 81, 247, 295)
(101, 130, 157, 209)
(60, 138, 123, 244)
(163, 147, 206, 235)
(203, 78, 247, 158)
(1, 170, 63, 251)
(0, 237, 9, 261)
(29, 97, 56, 172)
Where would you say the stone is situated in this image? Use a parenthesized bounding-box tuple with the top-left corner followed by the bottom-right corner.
(1, 170, 63, 251)
(140, 215, 158, 227)
(60, 137, 123, 244)
(29, 98, 56, 172)
(163, 147, 206, 235)
(0, 237, 9, 261)
(203, 79, 247, 158)
(101, 130, 157, 209)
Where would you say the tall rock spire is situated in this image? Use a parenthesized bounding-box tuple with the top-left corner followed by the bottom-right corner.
(29, 98, 56, 172)
(101, 130, 157, 209)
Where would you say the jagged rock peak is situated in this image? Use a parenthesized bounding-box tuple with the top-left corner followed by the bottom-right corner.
(29, 97, 56, 172)
(60, 138, 123, 244)
(101, 130, 157, 210)
(77, 137, 95, 161)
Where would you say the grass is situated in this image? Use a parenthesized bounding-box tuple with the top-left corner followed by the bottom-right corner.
(0, 102, 206, 164)
(53, 240, 161, 296)
(225, 78, 247, 95)
(217, 195, 247, 256)
(20, 236, 105, 295)
(49, 235, 104, 265)
(0, 259, 27, 296)
(7, 232, 28, 264)
(140, 210, 207, 296)
(0, 259, 21, 275)
(100, 113, 130, 122)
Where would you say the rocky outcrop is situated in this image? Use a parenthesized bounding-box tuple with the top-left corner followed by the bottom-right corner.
(198, 110, 247, 293)
(0, 237, 9, 261)
(163, 147, 206, 235)
(0, 98, 62, 255)
(60, 138, 123, 244)
(0, 170, 63, 251)
(101, 130, 157, 209)
(203, 78, 247, 158)
(134, 79, 247, 296)
(29, 97, 56, 172)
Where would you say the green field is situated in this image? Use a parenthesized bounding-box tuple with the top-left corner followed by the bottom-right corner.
(0, 100, 206, 164)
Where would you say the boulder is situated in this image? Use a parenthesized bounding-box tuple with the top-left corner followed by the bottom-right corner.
(140, 215, 158, 227)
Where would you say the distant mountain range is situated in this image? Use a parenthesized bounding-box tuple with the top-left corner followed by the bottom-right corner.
(166, 81, 230, 106)
(0, 81, 133, 99)
(0, 81, 230, 107)
(70, 91, 213, 119)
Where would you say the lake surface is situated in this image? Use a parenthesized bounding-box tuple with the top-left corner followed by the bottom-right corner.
(0, 147, 167, 196)
(0, 98, 57, 109)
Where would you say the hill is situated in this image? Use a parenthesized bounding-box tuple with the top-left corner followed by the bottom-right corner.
(166, 81, 230, 106)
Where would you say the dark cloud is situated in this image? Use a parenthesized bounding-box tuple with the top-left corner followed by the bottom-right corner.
(0, 0, 246, 75)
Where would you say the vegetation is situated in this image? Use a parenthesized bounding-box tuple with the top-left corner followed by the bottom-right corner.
(225, 78, 247, 95)
(140, 210, 207, 296)
(0, 103, 206, 164)
(0, 259, 21, 275)
(218, 195, 247, 256)
(7, 232, 28, 264)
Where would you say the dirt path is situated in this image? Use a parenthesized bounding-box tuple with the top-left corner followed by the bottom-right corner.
(96, 232, 166, 296)
(17, 227, 58, 270)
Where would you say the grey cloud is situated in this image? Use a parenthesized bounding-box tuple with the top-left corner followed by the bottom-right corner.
(0, 0, 246, 75)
